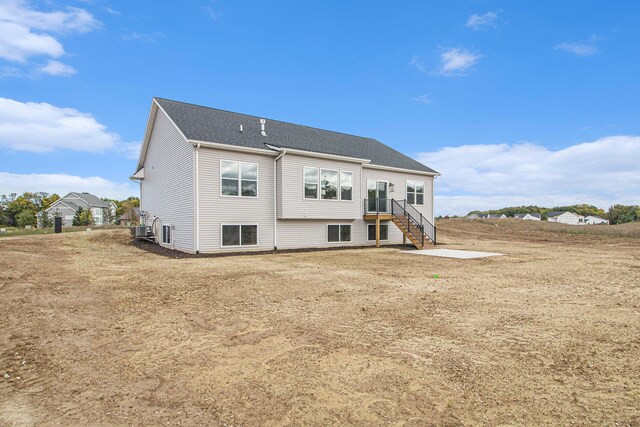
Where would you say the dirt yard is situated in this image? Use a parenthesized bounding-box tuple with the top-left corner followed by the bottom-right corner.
(1, 221, 639, 426)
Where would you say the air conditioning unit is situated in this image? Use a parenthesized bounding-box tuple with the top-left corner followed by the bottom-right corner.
(134, 225, 152, 238)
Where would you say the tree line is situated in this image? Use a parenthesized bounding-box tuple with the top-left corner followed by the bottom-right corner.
(463, 204, 640, 224)
(0, 192, 140, 228)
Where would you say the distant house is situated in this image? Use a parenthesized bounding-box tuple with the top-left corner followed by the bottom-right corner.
(41, 192, 117, 227)
(118, 207, 142, 226)
(547, 211, 585, 225)
(513, 213, 541, 221)
(584, 215, 609, 225)
(466, 213, 507, 219)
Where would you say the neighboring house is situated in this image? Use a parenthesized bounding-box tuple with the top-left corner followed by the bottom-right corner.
(118, 207, 142, 226)
(466, 213, 507, 219)
(513, 213, 541, 221)
(547, 211, 585, 225)
(131, 98, 440, 253)
(41, 192, 117, 227)
(584, 215, 609, 225)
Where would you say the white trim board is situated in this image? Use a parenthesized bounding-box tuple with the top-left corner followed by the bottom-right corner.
(400, 249, 503, 259)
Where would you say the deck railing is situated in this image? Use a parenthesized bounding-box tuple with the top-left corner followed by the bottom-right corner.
(364, 197, 436, 245)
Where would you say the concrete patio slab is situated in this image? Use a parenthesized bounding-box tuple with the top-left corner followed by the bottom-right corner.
(400, 248, 503, 259)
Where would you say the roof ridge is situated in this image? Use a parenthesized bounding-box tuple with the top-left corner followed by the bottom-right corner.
(154, 97, 379, 142)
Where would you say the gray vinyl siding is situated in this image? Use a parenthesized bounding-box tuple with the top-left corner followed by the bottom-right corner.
(46, 205, 77, 227)
(278, 153, 361, 220)
(140, 108, 195, 252)
(197, 147, 275, 253)
(276, 219, 405, 250)
(361, 167, 435, 223)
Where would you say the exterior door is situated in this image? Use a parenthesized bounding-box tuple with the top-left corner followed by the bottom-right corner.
(367, 180, 388, 212)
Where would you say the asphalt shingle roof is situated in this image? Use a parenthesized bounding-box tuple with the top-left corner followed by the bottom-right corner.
(73, 192, 110, 208)
(155, 98, 438, 174)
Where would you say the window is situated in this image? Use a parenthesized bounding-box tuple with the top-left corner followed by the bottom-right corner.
(367, 224, 389, 241)
(304, 167, 353, 201)
(340, 171, 353, 201)
(304, 167, 318, 199)
(162, 224, 171, 244)
(92, 208, 103, 225)
(406, 180, 425, 205)
(221, 160, 258, 197)
(222, 225, 258, 247)
(320, 169, 338, 200)
(327, 224, 351, 243)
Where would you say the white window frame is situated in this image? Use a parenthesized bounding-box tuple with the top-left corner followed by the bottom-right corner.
(92, 207, 103, 225)
(303, 166, 354, 202)
(161, 224, 171, 245)
(320, 168, 339, 201)
(303, 166, 319, 200)
(220, 224, 259, 248)
(340, 171, 353, 201)
(220, 159, 259, 198)
(406, 180, 425, 206)
(326, 224, 352, 243)
(367, 223, 389, 241)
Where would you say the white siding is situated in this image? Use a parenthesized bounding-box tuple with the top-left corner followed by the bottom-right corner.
(197, 147, 275, 253)
(276, 219, 405, 250)
(549, 212, 583, 225)
(361, 167, 435, 223)
(140, 109, 195, 252)
(278, 153, 362, 220)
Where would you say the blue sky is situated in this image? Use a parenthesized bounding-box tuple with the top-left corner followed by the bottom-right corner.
(1, 0, 639, 214)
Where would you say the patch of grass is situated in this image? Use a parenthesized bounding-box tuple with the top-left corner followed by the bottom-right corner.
(0, 225, 127, 238)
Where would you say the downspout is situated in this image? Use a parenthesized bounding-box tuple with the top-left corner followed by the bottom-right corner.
(272, 147, 287, 250)
(195, 143, 201, 253)
(432, 175, 436, 224)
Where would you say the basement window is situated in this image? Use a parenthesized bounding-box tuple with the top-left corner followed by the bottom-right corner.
(222, 225, 258, 247)
(367, 224, 389, 241)
(162, 224, 171, 245)
(327, 224, 351, 243)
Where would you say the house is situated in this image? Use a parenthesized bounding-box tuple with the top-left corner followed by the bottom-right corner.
(513, 213, 541, 221)
(547, 211, 585, 225)
(584, 215, 609, 225)
(42, 192, 117, 227)
(131, 98, 440, 253)
(466, 213, 507, 219)
(118, 207, 141, 226)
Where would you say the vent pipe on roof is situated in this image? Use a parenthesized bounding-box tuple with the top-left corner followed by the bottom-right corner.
(240, 124, 243, 133)
(260, 119, 267, 136)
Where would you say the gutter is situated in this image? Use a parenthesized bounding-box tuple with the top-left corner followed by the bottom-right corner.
(271, 146, 287, 250)
(195, 142, 200, 253)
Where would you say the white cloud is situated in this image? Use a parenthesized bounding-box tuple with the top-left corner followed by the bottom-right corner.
(409, 55, 427, 73)
(0, 97, 119, 153)
(417, 136, 640, 215)
(0, 0, 99, 71)
(410, 94, 433, 104)
(554, 41, 599, 56)
(0, 172, 137, 200)
(465, 11, 499, 30)
(121, 31, 165, 43)
(119, 141, 142, 160)
(439, 48, 481, 75)
(39, 59, 77, 76)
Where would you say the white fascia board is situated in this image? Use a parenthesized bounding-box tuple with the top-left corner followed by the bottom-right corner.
(130, 167, 145, 180)
(189, 139, 279, 156)
(363, 163, 441, 177)
(135, 98, 190, 174)
(273, 146, 371, 164)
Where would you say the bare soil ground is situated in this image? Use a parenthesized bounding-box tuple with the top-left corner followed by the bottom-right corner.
(1, 221, 639, 426)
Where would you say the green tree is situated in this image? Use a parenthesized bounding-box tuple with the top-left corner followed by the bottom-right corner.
(16, 210, 36, 228)
(72, 207, 84, 226)
(116, 197, 140, 224)
(607, 204, 640, 224)
(38, 210, 52, 228)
